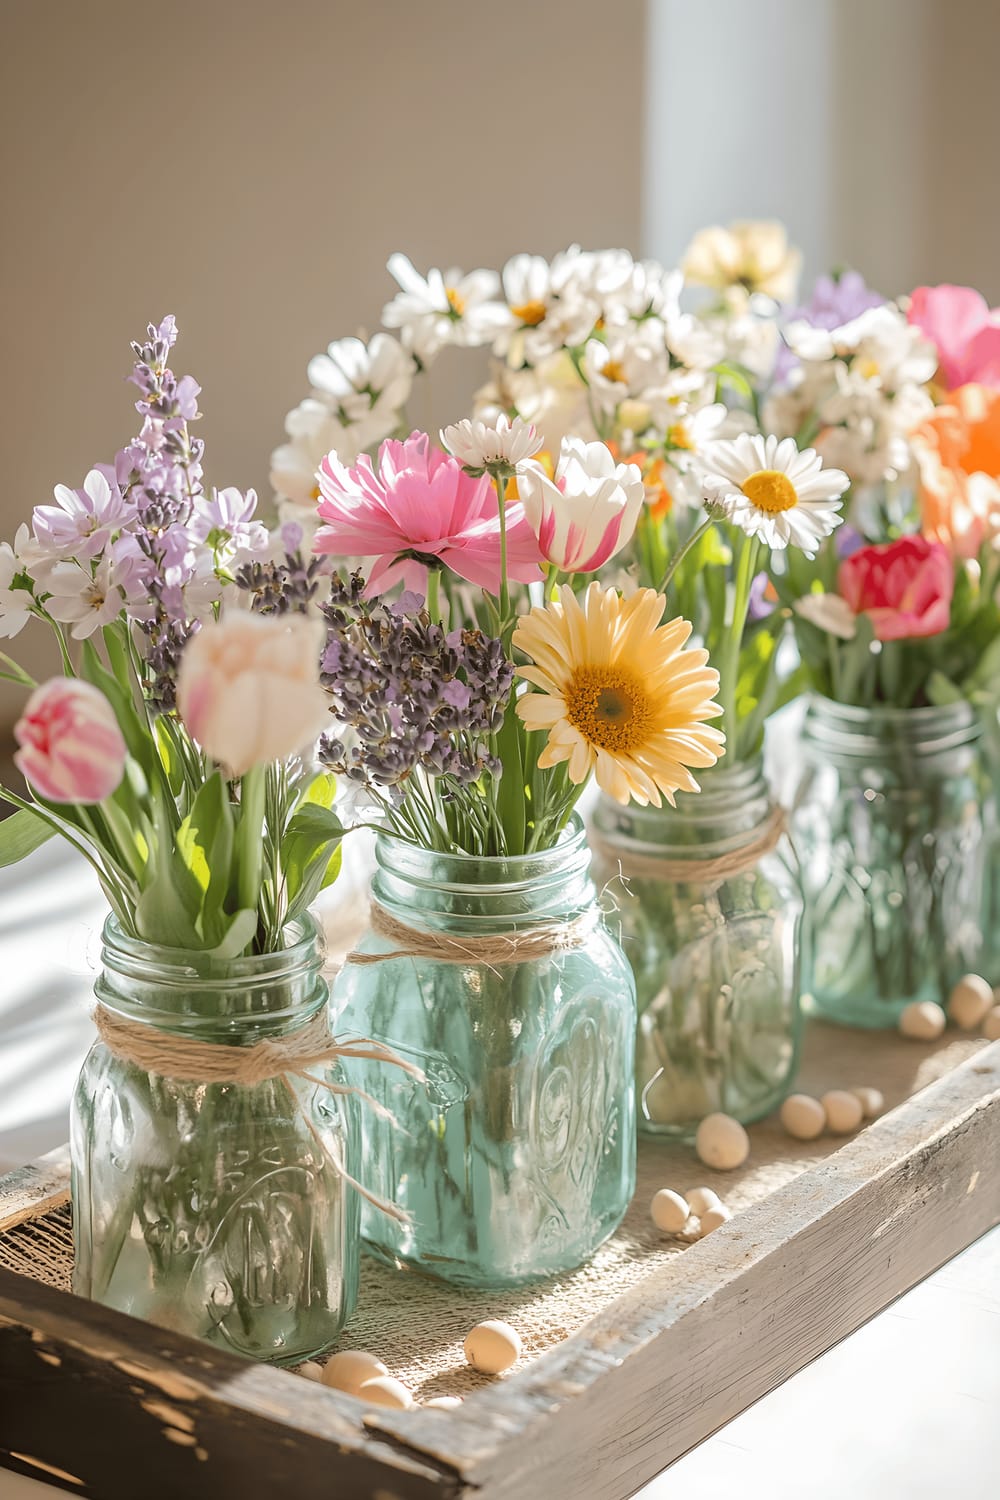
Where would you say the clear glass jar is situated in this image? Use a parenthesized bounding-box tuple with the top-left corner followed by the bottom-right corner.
(71, 915, 360, 1364)
(792, 696, 995, 1027)
(591, 758, 803, 1137)
(332, 818, 636, 1288)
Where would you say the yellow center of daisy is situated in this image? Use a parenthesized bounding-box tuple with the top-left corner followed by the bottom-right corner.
(601, 358, 626, 384)
(666, 422, 691, 449)
(740, 469, 799, 514)
(565, 666, 652, 753)
(511, 299, 546, 326)
(446, 286, 466, 316)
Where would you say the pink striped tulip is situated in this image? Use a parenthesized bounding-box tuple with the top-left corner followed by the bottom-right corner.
(14, 678, 127, 804)
(517, 439, 645, 574)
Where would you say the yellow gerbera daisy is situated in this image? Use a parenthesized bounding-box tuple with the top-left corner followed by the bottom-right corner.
(513, 583, 725, 807)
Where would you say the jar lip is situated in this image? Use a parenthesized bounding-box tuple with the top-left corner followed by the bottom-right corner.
(805, 692, 978, 730)
(101, 912, 324, 979)
(374, 814, 589, 888)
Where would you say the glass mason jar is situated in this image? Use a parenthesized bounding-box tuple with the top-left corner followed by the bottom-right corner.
(332, 818, 636, 1288)
(71, 915, 360, 1364)
(792, 696, 996, 1027)
(590, 758, 804, 1137)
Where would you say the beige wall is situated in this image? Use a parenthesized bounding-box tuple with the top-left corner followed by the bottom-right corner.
(0, 0, 647, 746)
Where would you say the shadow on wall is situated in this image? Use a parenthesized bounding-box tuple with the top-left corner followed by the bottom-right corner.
(0, 0, 647, 752)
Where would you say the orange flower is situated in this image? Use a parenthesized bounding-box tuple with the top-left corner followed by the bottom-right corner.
(912, 383, 1000, 557)
(611, 445, 674, 521)
(504, 448, 555, 502)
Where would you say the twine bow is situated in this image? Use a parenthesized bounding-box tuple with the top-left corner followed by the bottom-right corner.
(93, 1004, 422, 1222)
(589, 805, 787, 891)
(344, 900, 600, 974)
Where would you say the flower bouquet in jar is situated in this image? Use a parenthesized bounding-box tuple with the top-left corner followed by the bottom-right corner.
(274, 247, 737, 1279)
(0, 318, 368, 1361)
(772, 280, 1000, 1023)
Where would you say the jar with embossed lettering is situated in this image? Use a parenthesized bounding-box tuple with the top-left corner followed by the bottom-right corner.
(71, 914, 359, 1364)
(332, 817, 636, 1288)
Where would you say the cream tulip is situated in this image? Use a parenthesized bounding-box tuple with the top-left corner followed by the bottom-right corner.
(177, 613, 329, 777)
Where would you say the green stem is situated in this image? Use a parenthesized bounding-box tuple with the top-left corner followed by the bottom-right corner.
(425, 566, 441, 625)
(0, 652, 36, 688)
(237, 766, 267, 922)
(718, 532, 760, 755)
(658, 517, 714, 595)
(495, 474, 510, 628)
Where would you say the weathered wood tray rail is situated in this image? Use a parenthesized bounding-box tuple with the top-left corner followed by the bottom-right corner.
(1, 1029, 998, 1500)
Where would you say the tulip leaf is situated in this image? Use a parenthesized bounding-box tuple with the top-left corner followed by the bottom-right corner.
(176, 772, 235, 940)
(80, 640, 155, 782)
(208, 908, 259, 961)
(282, 803, 346, 918)
(0, 806, 56, 868)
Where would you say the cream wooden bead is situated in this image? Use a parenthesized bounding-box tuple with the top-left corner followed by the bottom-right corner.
(464, 1320, 522, 1374)
(780, 1093, 826, 1141)
(650, 1188, 690, 1233)
(358, 1375, 413, 1409)
(297, 1361, 324, 1382)
(424, 1395, 463, 1410)
(899, 1000, 946, 1040)
(695, 1112, 750, 1170)
(698, 1204, 732, 1236)
(850, 1086, 884, 1119)
(983, 1005, 1000, 1041)
(947, 974, 994, 1030)
(821, 1090, 864, 1135)
(321, 1349, 390, 1394)
(686, 1186, 722, 1217)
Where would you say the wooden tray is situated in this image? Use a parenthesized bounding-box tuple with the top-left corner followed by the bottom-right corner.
(1, 1024, 998, 1500)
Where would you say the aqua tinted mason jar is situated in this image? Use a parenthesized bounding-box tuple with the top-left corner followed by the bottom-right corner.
(332, 818, 636, 1288)
(591, 757, 803, 1137)
(71, 915, 359, 1364)
(792, 696, 996, 1027)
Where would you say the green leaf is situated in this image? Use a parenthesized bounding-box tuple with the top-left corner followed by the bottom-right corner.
(282, 802, 346, 917)
(176, 772, 235, 942)
(208, 908, 258, 961)
(297, 773, 338, 812)
(79, 639, 154, 781)
(0, 806, 56, 867)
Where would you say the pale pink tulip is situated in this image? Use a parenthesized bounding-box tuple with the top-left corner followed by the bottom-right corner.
(517, 438, 645, 573)
(313, 431, 542, 595)
(14, 678, 127, 804)
(908, 284, 1000, 391)
(177, 613, 329, 777)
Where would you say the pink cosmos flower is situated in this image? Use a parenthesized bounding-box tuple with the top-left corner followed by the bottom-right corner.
(313, 432, 542, 595)
(14, 678, 127, 804)
(908, 284, 1000, 391)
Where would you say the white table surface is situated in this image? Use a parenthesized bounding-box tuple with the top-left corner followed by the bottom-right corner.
(1, 843, 998, 1499)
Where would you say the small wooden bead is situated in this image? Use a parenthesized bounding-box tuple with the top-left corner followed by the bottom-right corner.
(424, 1395, 463, 1410)
(321, 1349, 390, 1394)
(821, 1090, 864, 1135)
(780, 1094, 826, 1141)
(948, 974, 994, 1030)
(850, 1086, 884, 1119)
(650, 1189, 690, 1233)
(698, 1204, 732, 1236)
(899, 1000, 946, 1040)
(358, 1376, 413, 1409)
(694, 1113, 749, 1170)
(686, 1186, 722, 1217)
(983, 1005, 1000, 1042)
(464, 1321, 522, 1374)
(297, 1361, 324, 1382)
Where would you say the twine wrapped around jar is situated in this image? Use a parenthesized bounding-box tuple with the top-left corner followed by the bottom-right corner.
(589, 804, 786, 890)
(344, 899, 601, 971)
(93, 1004, 421, 1220)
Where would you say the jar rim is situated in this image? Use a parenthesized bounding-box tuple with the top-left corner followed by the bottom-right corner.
(101, 911, 324, 983)
(803, 692, 981, 757)
(373, 813, 590, 893)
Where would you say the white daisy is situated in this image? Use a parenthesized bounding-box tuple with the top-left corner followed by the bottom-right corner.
(382, 254, 507, 361)
(440, 414, 542, 475)
(307, 333, 414, 450)
(271, 398, 355, 510)
(699, 433, 849, 555)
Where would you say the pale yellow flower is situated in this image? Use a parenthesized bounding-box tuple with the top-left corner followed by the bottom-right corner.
(513, 583, 724, 807)
(681, 220, 802, 303)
